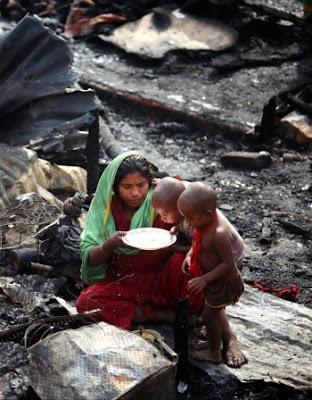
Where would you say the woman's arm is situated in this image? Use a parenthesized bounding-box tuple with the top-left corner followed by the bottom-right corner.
(88, 231, 127, 267)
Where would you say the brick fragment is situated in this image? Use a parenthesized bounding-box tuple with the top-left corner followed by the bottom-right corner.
(221, 151, 272, 169)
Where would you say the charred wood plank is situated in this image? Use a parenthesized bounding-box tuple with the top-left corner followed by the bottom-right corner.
(221, 151, 272, 169)
(86, 110, 100, 195)
(99, 115, 124, 160)
(258, 96, 276, 141)
(239, 0, 305, 23)
(278, 92, 312, 117)
(276, 218, 309, 235)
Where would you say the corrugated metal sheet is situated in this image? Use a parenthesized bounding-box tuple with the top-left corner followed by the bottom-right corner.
(0, 15, 99, 146)
(29, 321, 178, 400)
(189, 285, 312, 391)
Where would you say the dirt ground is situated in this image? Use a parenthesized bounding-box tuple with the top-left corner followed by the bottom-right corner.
(0, 0, 312, 399)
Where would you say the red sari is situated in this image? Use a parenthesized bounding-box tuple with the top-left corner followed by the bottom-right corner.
(77, 197, 204, 329)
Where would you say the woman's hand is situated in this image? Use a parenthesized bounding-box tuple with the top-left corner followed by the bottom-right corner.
(170, 226, 180, 236)
(89, 231, 129, 266)
(106, 231, 127, 249)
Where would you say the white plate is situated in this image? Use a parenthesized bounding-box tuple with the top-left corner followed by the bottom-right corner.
(122, 227, 177, 250)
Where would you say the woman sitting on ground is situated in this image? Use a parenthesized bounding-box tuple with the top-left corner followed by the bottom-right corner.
(76, 151, 177, 329)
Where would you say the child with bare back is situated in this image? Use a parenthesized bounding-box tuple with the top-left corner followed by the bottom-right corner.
(177, 182, 246, 365)
(152, 178, 248, 367)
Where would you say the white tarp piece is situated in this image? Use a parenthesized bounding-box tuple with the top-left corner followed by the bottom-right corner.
(99, 9, 238, 59)
(189, 285, 312, 391)
(28, 321, 178, 400)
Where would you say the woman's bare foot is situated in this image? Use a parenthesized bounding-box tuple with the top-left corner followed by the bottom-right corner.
(189, 340, 209, 350)
(223, 338, 248, 368)
(191, 348, 222, 364)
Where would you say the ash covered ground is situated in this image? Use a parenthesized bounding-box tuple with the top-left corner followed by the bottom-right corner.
(0, 0, 312, 399)
(90, 95, 312, 306)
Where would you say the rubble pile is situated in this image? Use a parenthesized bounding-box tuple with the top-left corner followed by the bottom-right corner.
(0, 0, 312, 399)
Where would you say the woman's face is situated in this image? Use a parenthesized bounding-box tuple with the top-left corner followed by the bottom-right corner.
(118, 172, 149, 209)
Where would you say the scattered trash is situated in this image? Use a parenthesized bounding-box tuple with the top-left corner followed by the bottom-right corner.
(10, 248, 40, 274)
(38, 224, 83, 281)
(53, 296, 77, 315)
(247, 281, 299, 301)
(2, 282, 50, 314)
(0, 2, 311, 400)
(65, 7, 127, 37)
(177, 381, 188, 394)
(0, 309, 101, 345)
(63, 191, 87, 218)
(0, 192, 62, 250)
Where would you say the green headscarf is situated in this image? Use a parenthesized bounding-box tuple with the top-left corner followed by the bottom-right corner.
(80, 151, 156, 285)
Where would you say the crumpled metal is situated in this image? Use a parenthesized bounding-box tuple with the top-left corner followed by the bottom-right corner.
(0, 15, 100, 146)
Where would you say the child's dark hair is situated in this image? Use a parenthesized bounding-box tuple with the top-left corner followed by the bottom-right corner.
(113, 155, 153, 194)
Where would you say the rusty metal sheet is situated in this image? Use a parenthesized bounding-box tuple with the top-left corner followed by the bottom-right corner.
(99, 8, 238, 59)
(1, 89, 98, 146)
(29, 321, 178, 400)
(0, 15, 76, 116)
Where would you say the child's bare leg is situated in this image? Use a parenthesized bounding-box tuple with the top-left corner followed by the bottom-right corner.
(220, 309, 248, 368)
(190, 306, 222, 364)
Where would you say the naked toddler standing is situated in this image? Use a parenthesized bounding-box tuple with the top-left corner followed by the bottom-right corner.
(177, 182, 247, 365)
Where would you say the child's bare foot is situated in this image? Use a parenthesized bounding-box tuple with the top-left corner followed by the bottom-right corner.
(223, 338, 248, 368)
(189, 340, 209, 350)
(191, 348, 222, 364)
(194, 325, 207, 339)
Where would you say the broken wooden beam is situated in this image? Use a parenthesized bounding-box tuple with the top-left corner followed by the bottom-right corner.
(220, 151, 272, 169)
